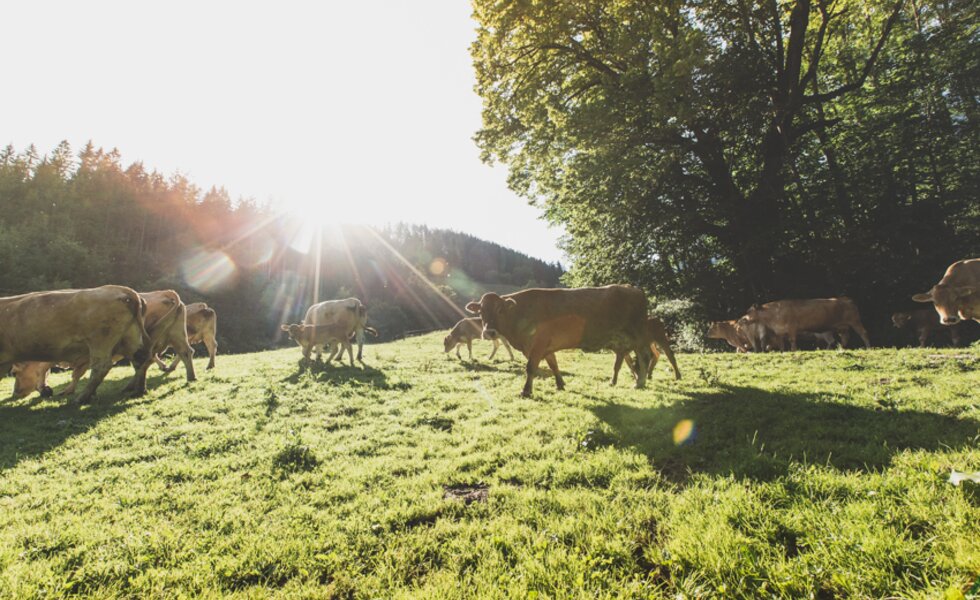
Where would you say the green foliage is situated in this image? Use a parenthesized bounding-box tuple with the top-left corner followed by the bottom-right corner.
(472, 0, 978, 340)
(0, 336, 977, 597)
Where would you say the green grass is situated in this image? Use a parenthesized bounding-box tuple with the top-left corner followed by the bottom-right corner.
(1, 336, 978, 598)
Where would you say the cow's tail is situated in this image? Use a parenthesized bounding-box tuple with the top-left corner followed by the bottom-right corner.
(121, 289, 152, 363)
(150, 292, 184, 347)
(363, 326, 379, 337)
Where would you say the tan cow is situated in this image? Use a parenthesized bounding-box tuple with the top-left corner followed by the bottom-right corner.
(303, 298, 370, 361)
(11, 290, 196, 399)
(892, 309, 964, 347)
(281, 322, 379, 366)
(163, 302, 217, 372)
(707, 320, 750, 352)
(0, 285, 149, 404)
(743, 298, 871, 351)
(913, 258, 980, 324)
(465, 285, 654, 397)
(613, 316, 681, 385)
(443, 317, 515, 361)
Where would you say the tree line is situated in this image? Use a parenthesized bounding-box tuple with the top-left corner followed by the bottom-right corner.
(471, 0, 978, 346)
(0, 142, 563, 352)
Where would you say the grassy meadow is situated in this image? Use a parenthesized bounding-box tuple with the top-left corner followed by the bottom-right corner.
(1, 334, 978, 598)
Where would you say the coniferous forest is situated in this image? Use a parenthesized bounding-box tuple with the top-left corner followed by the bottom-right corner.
(0, 142, 563, 352)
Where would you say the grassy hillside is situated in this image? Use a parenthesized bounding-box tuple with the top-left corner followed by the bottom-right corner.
(1, 337, 978, 598)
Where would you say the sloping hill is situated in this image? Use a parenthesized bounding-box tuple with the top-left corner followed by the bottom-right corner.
(1, 339, 978, 597)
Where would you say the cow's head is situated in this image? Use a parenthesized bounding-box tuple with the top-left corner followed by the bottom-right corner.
(913, 284, 976, 325)
(443, 334, 454, 353)
(280, 323, 312, 356)
(706, 321, 727, 339)
(891, 312, 911, 328)
(10, 363, 46, 399)
(465, 293, 516, 338)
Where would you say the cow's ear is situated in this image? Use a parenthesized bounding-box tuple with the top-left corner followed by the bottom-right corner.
(465, 302, 481, 314)
(503, 298, 517, 311)
(911, 291, 933, 303)
(280, 324, 290, 331)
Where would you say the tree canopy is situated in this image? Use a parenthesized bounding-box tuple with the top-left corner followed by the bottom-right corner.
(472, 0, 978, 338)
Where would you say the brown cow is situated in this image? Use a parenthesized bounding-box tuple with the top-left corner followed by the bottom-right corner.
(0, 285, 149, 404)
(913, 258, 980, 324)
(163, 302, 217, 372)
(443, 317, 515, 361)
(11, 290, 196, 399)
(707, 320, 750, 352)
(465, 285, 654, 397)
(892, 309, 964, 347)
(613, 316, 681, 385)
(743, 298, 871, 351)
(281, 322, 379, 366)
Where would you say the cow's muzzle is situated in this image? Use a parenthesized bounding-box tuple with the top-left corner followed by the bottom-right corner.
(483, 328, 498, 340)
(942, 316, 961, 325)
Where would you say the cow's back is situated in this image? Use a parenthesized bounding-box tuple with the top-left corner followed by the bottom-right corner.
(304, 298, 362, 327)
(0, 285, 143, 363)
(503, 285, 647, 351)
(761, 298, 859, 332)
(944, 259, 980, 287)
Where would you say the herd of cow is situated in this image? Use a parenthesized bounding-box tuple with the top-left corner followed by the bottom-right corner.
(0, 258, 976, 402)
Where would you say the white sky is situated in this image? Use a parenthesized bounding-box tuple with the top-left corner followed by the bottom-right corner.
(1, 1, 566, 265)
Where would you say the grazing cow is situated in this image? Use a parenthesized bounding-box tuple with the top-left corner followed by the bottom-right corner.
(0, 286, 149, 404)
(443, 317, 515, 361)
(163, 302, 217, 372)
(465, 285, 654, 397)
(707, 320, 750, 352)
(11, 290, 196, 399)
(743, 297, 871, 351)
(892, 309, 963, 347)
(281, 322, 379, 366)
(613, 316, 681, 385)
(303, 298, 370, 361)
(913, 258, 980, 324)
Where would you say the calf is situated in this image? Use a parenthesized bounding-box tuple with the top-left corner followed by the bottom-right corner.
(892, 309, 963, 347)
(443, 317, 515, 360)
(164, 302, 217, 371)
(707, 320, 750, 352)
(281, 322, 379, 366)
(613, 316, 681, 385)
(303, 298, 370, 361)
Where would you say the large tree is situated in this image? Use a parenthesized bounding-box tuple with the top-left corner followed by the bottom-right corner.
(471, 0, 977, 324)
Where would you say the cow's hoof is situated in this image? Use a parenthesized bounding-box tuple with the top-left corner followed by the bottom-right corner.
(130, 389, 147, 398)
(187, 376, 197, 383)
(206, 365, 215, 370)
(40, 386, 54, 398)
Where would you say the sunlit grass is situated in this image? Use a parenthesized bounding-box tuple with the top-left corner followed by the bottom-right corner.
(0, 338, 978, 598)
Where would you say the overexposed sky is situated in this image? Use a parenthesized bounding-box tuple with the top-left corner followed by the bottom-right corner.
(1, 1, 565, 264)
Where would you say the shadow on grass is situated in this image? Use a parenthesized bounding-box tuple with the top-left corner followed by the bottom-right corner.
(281, 360, 408, 390)
(592, 384, 980, 483)
(458, 360, 526, 374)
(0, 377, 138, 471)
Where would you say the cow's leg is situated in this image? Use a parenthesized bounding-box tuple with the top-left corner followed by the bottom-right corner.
(165, 355, 180, 373)
(126, 354, 154, 397)
(850, 322, 871, 348)
(175, 342, 196, 383)
(345, 339, 355, 367)
(203, 336, 217, 369)
(612, 352, 626, 386)
(788, 329, 799, 351)
(522, 356, 540, 397)
(634, 345, 652, 389)
(154, 354, 170, 372)
(455, 343, 462, 359)
(62, 365, 86, 397)
(488, 338, 499, 360)
(918, 329, 929, 348)
(73, 354, 113, 405)
(657, 342, 681, 381)
(544, 353, 565, 391)
(466, 340, 473, 360)
(950, 327, 961, 347)
(355, 327, 365, 362)
(502, 338, 515, 360)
